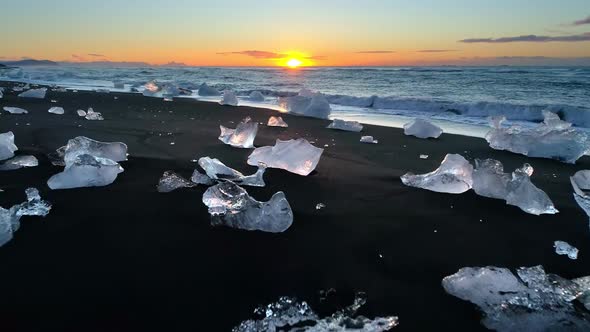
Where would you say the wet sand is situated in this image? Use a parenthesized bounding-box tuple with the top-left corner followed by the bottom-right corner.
(1, 82, 590, 331)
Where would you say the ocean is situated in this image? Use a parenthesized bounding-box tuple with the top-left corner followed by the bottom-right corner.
(2, 65, 589, 137)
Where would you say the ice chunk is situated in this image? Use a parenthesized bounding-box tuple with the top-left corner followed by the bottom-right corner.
(77, 109, 87, 117)
(505, 164, 558, 215)
(360, 136, 378, 144)
(554, 241, 578, 260)
(248, 91, 265, 102)
(0, 188, 51, 247)
(401, 154, 473, 194)
(62, 136, 128, 166)
(47, 154, 124, 190)
(247, 138, 324, 176)
(198, 157, 265, 187)
(485, 113, 590, 164)
(84, 107, 104, 120)
(0, 155, 39, 171)
(442, 266, 590, 331)
(403, 118, 443, 139)
(327, 119, 363, 132)
(267, 116, 288, 127)
(157, 171, 196, 193)
(0, 89, 3, 99)
(0, 131, 18, 161)
(219, 90, 238, 106)
(18, 88, 47, 99)
(278, 92, 331, 119)
(190, 169, 215, 185)
(573, 277, 590, 311)
(48, 107, 65, 115)
(571, 170, 590, 226)
(3, 107, 28, 114)
(233, 292, 399, 332)
(202, 181, 293, 233)
(472, 159, 511, 199)
(218, 117, 258, 149)
(198, 82, 220, 96)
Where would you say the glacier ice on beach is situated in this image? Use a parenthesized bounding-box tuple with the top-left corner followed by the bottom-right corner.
(198, 157, 265, 187)
(571, 170, 590, 224)
(403, 118, 443, 139)
(84, 108, 104, 120)
(0, 132, 18, 161)
(202, 181, 293, 233)
(554, 241, 578, 260)
(233, 292, 399, 332)
(401, 154, 473, 194)
(267, 116, 288, 127)
(247, 138, 324, 176)
(0, 188, 51, 247)
(219, 90, 238, 106)
(157, 171, 196, 193)
(62, 136, 128, 166)
(48, 107, 65, 115)
(219, 117, 258, 148)
(3, 107, 28, 114)
(18, 88, 46, 99)
(360, 136, 378, 144)
(77, 109, 87, 117)
(190, 169, 215, 185)
(0, 155, 38, 171)
(485, 112, 590, 163)
(442, 265, 590, 331)
(248, 91, 265, 102)
(327, 119, 363, 132)
(472, 159, 511, 199)
(278, 91, 331, 119)
(47, 154, 124, 190)
(198, 82, 221, 96)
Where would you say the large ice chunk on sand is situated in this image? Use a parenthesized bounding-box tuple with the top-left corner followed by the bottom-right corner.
(247, 138, 324, 176)
(18, 88, 47, 99)
(554, 241, 578, 260)
(47, 154, 124, 190)
(442, 265, 590, 331)
(0, 131, 18, 161)
(0, 155, 38, 171)
(248, 91, 265, 102)
(267, 116, 288, 127)
(472, 159, 511, 199)
(234, 292, 399, 332)
(0, 188, 51, 247)
(219, 90, 238, 106)
(202, 181, 293, 233)
(571, 170, 590, 226)
(327, 119, 363, 132)
(62, 136, 128, 166)
(198, 82, 220, 96)
(486, 113, 590, 163)
(198, 157, 265, 187)
(401, 154, 473, 194)
(403, 118, 443, 139)
(219, 117, 258, 148)
(3, 107, 28, 114)
(157, 171, 196, 193)
(278, 91, 331, 119)
(48, 107, 65, 115)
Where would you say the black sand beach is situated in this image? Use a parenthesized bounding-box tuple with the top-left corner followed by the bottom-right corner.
(1, 83, 590, 331)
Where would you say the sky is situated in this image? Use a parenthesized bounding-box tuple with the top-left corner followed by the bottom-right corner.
(1, 0, 589, 66)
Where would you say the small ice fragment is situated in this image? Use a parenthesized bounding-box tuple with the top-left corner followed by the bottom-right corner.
(0, 132, 18, 161)
(190, 169, 215, 185)
(403, 118, 443, 139)
(202, 182, 293, 233)
(401, 154, 473, 194)
(0, 155, 39, 171)
(77, 109, 87, 117)
(360, 136, 378, 144)
(198, 157, 265, 187)
(3, 107, 28, 114)
(84, 107, 104, 120)
(47, 154, 124, 190)
(218, 117, 258, 149)
(247, 138, 324, 176)
(267, 116, 288, 127)
(219, 90, 238, 106)
(419, 154, 429, 159)
(50, 99, 57, 103)
(278, 92, 331, 119)
(0, 187, 51, 247)
(48, 107, 65, 115)
(157, 171, 196, 193)
(554, 241, 579, 260)
(327, 119, 363, 132)
(316, 203, 326, 210)
(248, 91, 265, 102)
(18, 88, 47, 99)
(198, 82, 220, 96)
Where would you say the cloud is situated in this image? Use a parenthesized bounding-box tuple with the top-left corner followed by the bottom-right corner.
(87, 53, 105, 57)
(459, 33, 590, 43)
(71, 54, 85, 61)
(417, 49, 457, 53)
(355, 50, 395, 54)
(216, 50, 287, 59)
(573, 16, 590, 26)
(305, 55, 326, 60)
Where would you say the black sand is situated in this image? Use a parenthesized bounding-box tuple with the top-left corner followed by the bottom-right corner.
(1, 83, 589, 331)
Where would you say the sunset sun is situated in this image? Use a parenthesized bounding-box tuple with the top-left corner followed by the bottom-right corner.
(286, 58, 302, 68)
